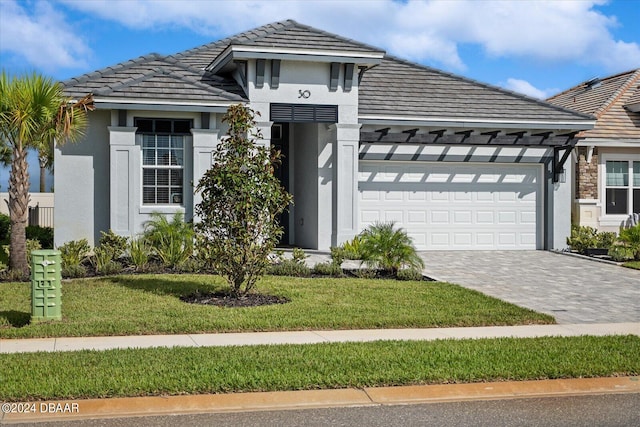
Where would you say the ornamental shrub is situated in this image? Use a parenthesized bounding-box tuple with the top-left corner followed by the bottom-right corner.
(58, 239, 90, 268)
(312, 261, 343, 277)
(195, 105, 292, 296)
(0, 213, 11, 241)
(566, 225, 598, 254)
(25, 226, 54, 249)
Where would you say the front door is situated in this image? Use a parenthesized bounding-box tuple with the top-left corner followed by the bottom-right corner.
(271, 123, 290, 245)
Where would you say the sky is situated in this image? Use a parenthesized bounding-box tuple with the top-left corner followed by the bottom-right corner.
(1, 0, 640, 190)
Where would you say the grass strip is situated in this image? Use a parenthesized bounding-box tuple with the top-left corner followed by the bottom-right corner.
(623, 261, 640, 270)
(1, 335, 638, 401)
(0, 274, 553, 339)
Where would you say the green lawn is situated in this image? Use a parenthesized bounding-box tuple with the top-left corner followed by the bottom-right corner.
(623, 261, 640, 270)
(1, 335, 637, 401)
(0, 274, 554, 338)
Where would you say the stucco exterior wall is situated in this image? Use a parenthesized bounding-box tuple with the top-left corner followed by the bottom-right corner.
(54, 109, 110, 247)
(552, 158, 572, 250)
(247, 59, 359, 125)
(55, 109, 224, 247)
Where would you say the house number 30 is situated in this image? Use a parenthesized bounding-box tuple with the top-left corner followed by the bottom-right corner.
(298, 90, 311, 99)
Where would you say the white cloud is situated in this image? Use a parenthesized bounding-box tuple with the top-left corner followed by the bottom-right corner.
(0, 0, 91, 71)
(502, 78, 557, 99)
(6, 0, 640, 74)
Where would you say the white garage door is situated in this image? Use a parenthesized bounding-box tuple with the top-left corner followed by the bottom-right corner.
(358, 162, 542, 250)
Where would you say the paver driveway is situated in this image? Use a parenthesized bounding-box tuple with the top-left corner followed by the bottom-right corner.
(420, 251, 640, 324)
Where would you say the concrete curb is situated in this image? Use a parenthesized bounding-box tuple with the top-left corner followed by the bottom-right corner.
(2, 377, 638, 424)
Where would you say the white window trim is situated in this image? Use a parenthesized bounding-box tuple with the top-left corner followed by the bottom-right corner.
(599, 153, 640, 225)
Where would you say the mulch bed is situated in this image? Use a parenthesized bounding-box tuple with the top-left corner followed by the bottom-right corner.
(180, 291, 290, 308)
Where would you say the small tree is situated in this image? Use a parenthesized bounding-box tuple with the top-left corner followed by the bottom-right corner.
(195, 105, 292, 296)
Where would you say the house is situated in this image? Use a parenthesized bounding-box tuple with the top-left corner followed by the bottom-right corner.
(57, 20, 595, 251)
(547, 69, 640, 232)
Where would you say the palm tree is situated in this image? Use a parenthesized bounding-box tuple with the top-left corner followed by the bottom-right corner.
(359, 222, 425, 276)
(37, 141, 54, 193)
(0, 71, 93, 275)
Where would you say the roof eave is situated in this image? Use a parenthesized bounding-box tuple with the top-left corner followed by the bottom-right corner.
(576, 138, 640, 147)
(358, 115, 596, 131)
(93, 97, 245, 113)
(206, 44, 384, 72)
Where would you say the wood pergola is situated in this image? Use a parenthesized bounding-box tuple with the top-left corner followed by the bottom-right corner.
(360, 128, 579, 182)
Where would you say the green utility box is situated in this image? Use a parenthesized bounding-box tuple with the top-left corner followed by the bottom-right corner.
(31, 250, 62, 322)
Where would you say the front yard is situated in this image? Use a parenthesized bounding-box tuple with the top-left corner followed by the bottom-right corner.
(0, 274, 553, 339)
(2, 274, 637, 403)
(1, 335, 638, 401)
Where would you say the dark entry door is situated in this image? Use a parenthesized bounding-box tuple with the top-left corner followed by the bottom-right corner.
(271, 123, 290, 245)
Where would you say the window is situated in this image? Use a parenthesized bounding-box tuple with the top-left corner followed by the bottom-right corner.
(605, 160, 640, 215)
(136, 118, 191, 205)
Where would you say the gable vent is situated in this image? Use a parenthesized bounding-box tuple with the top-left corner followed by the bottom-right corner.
(270, 103, 338, 123)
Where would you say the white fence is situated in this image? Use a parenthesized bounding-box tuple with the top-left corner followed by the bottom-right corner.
(0, 193, 54, 228)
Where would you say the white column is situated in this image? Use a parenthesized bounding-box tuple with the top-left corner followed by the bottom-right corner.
(332, 123, 361, 246)
(256, 120, 273, 149)
(108, 126, 137, 237)
(191, 128, 220, 219)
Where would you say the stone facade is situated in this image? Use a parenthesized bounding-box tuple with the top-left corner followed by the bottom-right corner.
(575, 146, 598, 199)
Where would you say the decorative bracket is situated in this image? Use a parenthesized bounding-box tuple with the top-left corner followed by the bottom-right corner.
(553, 132, 579, 183)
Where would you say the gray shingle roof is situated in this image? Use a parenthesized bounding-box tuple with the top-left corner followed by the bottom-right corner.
(175, 20, 385, 70)
(359, 56, 593, 122)
(63, 54, 246, 103)
(228, 20, 385, 54)
(63, 19, 593, 126)
(546, 69, 640, 139)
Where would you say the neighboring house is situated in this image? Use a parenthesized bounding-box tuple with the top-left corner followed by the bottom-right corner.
(547, 69, 640, 232)
(57, 20, 594, 251)
(0, 193, 54, 228)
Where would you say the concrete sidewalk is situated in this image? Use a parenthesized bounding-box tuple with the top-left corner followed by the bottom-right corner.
(1, 323, 638, 354)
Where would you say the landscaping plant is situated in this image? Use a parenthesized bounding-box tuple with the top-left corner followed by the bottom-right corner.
(0, 212, 10, 241)
(617, 222, 640, 260)
(341, 235, 363, 259)
(195, 104, 292, 296)
(25, 225, 53, 249)
(128, 237, 150, 272)
(312, 261, 343, 277)
(142, 212, 194, 269)
(566, 225, 598, 253)
(596, 231, 617, 249)
(396, 268, 424, 281)
(58, 238, 90, 278)
(359, 222, 424, 276)
(566, 225, 617, 254)
(608, 243, 635, 262)
(90, 246, 122, 276)
(98, 229, 128, 260)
